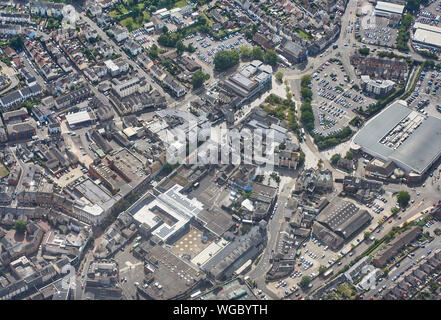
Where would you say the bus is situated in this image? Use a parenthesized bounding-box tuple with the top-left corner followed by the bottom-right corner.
(232, 214, 241, 222)
(322, 268, 334, 279)
(190, 290, 202, 300)
(242, 219, 254, 225)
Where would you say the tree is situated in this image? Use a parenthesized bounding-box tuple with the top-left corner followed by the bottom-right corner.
(191, 70, 210, 89)
(252, 46, 264, 61)
(364, 231, 372, 240)
(149, 44, 159, 59)
(318, 265, 327, 275)
(330, 154, 341, 165)
(14, 220, 27, 234)
(300, 75, 312, 87)
(358, 47, 370, 55)
(126, 20, 133, 32)
(317, 159, 323, 169)
(214, 49, 239, 71)
(405, 0, 421, 13)
(344, 151, 354, 160)
(186, 43, 196, 53)
(300, 87, 312, 101)
(300, 276, 311, 288)
(197, 15, 207, 26)
(264, 50, 278, 66)
(176, 40, 185, 54)
(162, 162, 174, 174)
(10, 35, 24, 51)
(162, 25, 169, 34)
(239, 46, 252, 60)
(275, 71, 284, 82)
(397, 191, 410, 208)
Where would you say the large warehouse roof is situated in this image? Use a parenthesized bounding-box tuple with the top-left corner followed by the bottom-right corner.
(65, 110, 93, 126)
(375, 1, 405, 15)
(353, 100, 441, 174)
(413, 29, 441, 48)
(414, 22, 441, 34)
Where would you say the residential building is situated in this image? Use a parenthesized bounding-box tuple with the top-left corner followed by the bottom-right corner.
(108, 25, 128, 43)
(360, 75, 395, 98)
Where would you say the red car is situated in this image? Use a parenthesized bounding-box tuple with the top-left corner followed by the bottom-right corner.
(388, 219, 393, 223)
(298, 295, 303, 300)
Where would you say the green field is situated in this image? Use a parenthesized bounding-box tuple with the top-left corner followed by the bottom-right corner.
(0, 164, 8, 179)
(296, 28, 313, 40)
(174, 0, 188, 8)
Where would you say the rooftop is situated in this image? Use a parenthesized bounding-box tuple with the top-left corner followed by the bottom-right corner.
(353, 100, 441, 174)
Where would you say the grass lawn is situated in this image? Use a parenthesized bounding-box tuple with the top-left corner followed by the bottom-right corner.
(0, 164, 8, 179)
(120, 17, 139, 31)
(296, 28, 313, 40)
(109, 10, 119, 18)
(174, 0, 188, 8)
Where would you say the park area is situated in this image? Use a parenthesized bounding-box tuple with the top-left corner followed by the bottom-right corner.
(0, 163, 8, 179)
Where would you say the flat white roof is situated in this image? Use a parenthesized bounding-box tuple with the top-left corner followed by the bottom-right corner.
(413, 29, 441, 48)
(130, 185, 204, 242)
(104, 59, 119, 72)
(375, 1, 404, 15)
(190, 240, 230, 267)
(66, 110, 92, 126)
(414, 22, 441, 34)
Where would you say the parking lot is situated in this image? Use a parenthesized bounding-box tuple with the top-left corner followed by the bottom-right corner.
(360, 16, 398, 48)
(406, 67, 441, 120)
(131, 28, 155, 49)
(416, 0, 441, 27)
(182, 32, 247, 66)
(310, 59, 376, 136)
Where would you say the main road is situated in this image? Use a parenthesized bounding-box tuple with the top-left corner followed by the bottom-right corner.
(247, 178, 297, 300)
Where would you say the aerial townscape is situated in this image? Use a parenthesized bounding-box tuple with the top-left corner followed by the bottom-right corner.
(0, 0, 440, 303)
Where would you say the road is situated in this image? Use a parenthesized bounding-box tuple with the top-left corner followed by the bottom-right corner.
(364, 221, 441, 300)
(307, 183, 441, 298)
(10, 148, 26, 207)
(247, 179, 297, 300)
(74, 250, 94, 300)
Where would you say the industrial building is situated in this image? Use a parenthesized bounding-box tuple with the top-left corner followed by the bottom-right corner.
(65, 110, 96, 128)
(313, 200, 372, 250)
(352, 100, 441, 179)
(412, 23, 441, 50)
(374, 1, 405, 17)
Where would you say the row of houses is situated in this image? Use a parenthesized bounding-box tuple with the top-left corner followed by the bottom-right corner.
(0, 84, 43, 109)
